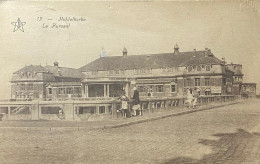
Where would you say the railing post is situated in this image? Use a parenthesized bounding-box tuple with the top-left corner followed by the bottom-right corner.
(148, 100, 152, 113)
(179, 99, 184, 108)
(31, 101, 39, 120)
(8, 106, 11, 117)
(111, 100, 117, 118)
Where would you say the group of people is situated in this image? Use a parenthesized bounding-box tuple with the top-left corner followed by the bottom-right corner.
(186, 87, 199, 109)
(118, 87, 200, 118)
(118, 87, 141, 118)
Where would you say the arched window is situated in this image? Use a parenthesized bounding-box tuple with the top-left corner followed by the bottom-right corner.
(197, 66, 202, 71)
(206, 65, 211, 71)
(187, 66, 192, 72)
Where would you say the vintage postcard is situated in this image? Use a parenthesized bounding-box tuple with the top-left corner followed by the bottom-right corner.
(0, 0, 259, 163)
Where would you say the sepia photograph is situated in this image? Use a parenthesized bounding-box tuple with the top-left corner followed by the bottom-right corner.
(0, 0, 259, 163)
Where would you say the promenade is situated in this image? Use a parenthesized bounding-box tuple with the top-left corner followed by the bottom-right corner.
(0, 99, 259, 164)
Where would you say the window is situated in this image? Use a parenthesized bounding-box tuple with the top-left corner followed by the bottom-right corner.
(155, 85, 164, 92)
(171, 85, 176, 92)
(162, 68, 166, 73)
(74, 87, 80, 94)
(20, 84, 25, 90)
(58, 88, 65, 94)
(28, 84, 33, 90)
(108, 70, 113, 75)
(134, 69, 140, 74)
(187, 66, 192, 72)
(195, 78, 200, 86)
(140, 69, 146, 73)
(197, 66, 202, 71)
(114, 70, 119, 74)
(91, 71, 98, 75)
(205, 91, 211, 95)
(167, 68, 173, 72)
(223, 78, 226, 85)
(66, 88, 73, 94)
(187, 79, 191, 86)
(48, 88, 52, 94)
(206, 65, 211, 71)
(99, 106, 105, 114)
(137, 86, 146, 92)
(205, 78, 210, 86)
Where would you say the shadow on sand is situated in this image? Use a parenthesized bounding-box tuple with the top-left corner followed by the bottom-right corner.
(163, 129, 260, 164)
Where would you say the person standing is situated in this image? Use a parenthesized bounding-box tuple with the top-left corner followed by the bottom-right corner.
(119, 91, 129, 118)
(192, 87, 199, 109)
(132, 87, 141, 116)
(186, 89, 193, 109)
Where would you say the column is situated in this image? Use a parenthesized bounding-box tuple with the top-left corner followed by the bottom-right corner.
(63, 101, 74, 120)
(8, 106, 11, 117)
(125, 82, 130, 97)
(85, 85, 89, 98)
(96, 106, 100, 115)
(111, 101, 117, 118)
(105, 106, 109, 114)
(107, 84, 110, 97)
(104, 84, 107, 97)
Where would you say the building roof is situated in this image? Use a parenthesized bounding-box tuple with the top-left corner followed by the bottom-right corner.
(79, 50, 223, 71)
(13, 65, 84, 79)
(14, 65, 47, 74)
(45, 65, 84, 79)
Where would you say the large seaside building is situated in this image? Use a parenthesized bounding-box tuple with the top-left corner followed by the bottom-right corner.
(79, 45, 234, 98)
(11, 45, 256, 100)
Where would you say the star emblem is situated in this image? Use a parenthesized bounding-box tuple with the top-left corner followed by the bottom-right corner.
(11, 18, 26, 32)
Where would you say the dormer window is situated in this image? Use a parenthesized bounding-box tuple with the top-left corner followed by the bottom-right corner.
(146, 68, 151, 73)
(162, 68, 166, 73)
(140, 69, 146, 73)
(109, 70, 113, 75)
(114, 70, 119, 74)
(187, 66, 192, 72)
(206, 65, 211, 71)
(167, 68, 173, 72)
(197, 66, 202, 71)
(91, 71, 98, 75)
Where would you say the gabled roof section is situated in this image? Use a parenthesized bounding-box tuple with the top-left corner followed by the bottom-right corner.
(179, 55, 222, 66)
(13, 65, 47, 74)
(13, 65, 84, 79)
(79, 50, 223, 71)
(45, 65, 84, 79)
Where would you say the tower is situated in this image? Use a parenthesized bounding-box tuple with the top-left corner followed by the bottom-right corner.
(174, 44, 179, 54)
(123, 47, 127, 56)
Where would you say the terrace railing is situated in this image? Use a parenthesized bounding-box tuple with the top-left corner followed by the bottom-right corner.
(0, 95, 236, 121)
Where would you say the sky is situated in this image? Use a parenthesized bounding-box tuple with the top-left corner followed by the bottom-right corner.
(0, 0, 259, 99)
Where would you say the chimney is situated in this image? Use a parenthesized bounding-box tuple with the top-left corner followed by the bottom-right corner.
(207, 49, 214, 57)
(123, 47, 127, 56)
(57, 69, 62, 76)
(54, 61, 59, 67)
(221, 57, 226, 65)
(173, 43, 179, 55)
